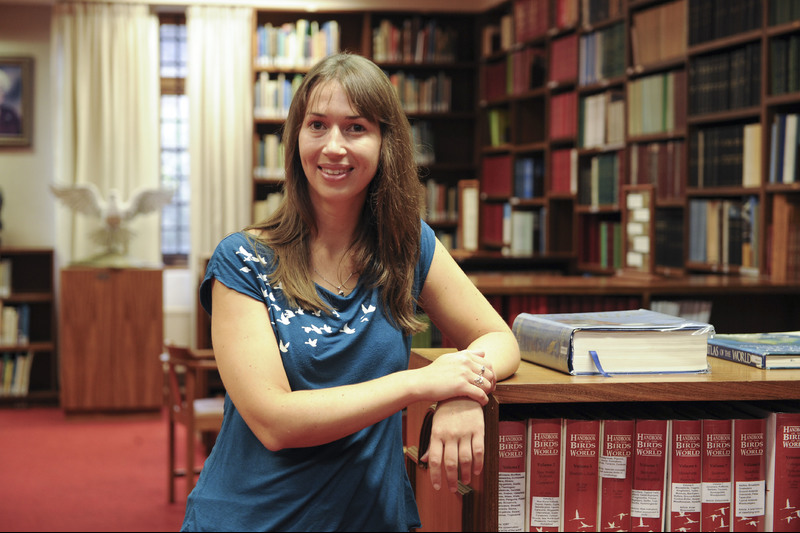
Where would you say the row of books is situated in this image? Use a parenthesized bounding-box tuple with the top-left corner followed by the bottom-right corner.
(688, 0, 762, 46)
(549, 34, 578, 85)
(580, 0, 623, 26)
(769, 113, 800, 185)
(1, 303, 30, 346)
(498, 400, 800, 532)
(579, 216, 621, 271)
(254, 133, 285, 180)
(371, 17, 458, 64)
(254, 71, 303, 120)
(770, 34, 800, 96)
(423, 180, 458, 224)
(0, 351, 35, 397)
(578, 21, 625, 86)
(578, 90, 624, 149)
(627, 69, 687, 138)
(411, 121, 436, 166)
(629, 0, 686, 67)
(770, 195, 800, 283)
(479, 203, 547, 257)
(482, 47, 546, 102)
(387, 71, 452, 114)
(550, 148, 578, 195)
(688, 197, 760, 270)
(688, 42, 761, 115)
(576, 151, 620, 208)
(549, 91, 578, 140)
(254, 19, 339, 69)
(628, 140, 686, 201)
(654, 207, 686, 270)
(772, 0, 800, 25)
(689, 123, 759, 189)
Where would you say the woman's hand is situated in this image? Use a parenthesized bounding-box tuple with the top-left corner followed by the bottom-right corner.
(414, 349, 495, 406)
(421, 397, 486, 492)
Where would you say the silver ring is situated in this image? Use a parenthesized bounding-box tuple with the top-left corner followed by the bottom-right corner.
(480, 365, 486, 375)
(474, 375, 484, 386)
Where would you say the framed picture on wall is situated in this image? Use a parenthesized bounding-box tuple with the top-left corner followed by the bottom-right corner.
(0, 56, 33, 147)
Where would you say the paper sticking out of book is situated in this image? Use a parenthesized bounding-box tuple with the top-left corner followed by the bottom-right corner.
(512, 308, 714, 376)
(707, 331, 800, 369)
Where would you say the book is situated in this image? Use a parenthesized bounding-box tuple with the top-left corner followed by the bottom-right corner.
(765, 402, 800, 532)
(701, 412, 733, 532)
(526, 416, 562, 532)
(597, 416, 635, 532)
(730, 404, 768, 532)
(667, 413, 703, 532)
(630, 416, 670, 531)
(511, 308, 714, 375)
(499, 420, 527, 532)
(561, 416, 600, 531)
(707, 331, 800, 369)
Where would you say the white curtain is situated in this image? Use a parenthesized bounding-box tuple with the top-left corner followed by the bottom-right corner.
(187, 6, 252, 264)
(51, 2, 160, 266)
(186, 5, 252, 346)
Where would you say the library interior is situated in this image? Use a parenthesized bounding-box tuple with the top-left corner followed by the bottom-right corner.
(1, 0, 800, 531)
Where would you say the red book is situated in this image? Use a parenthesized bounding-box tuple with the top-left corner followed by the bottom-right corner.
(597, 417, 635, 532)
(562, 417, 600, 531)
(701, 416, 733, 532)
(731, 409, 768, 532)
(526, 417, 562, 532)
(481, 154, 513, 197)
(499, 420, 527, 532)
(630, 417, 669, 531)
(667, 416, 703, 532)
(766, 405, 800, 532)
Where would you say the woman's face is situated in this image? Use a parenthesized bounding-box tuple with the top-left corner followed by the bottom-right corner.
(298, 80, 382, 209)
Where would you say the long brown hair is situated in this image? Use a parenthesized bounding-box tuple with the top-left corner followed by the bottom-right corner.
(246, 52, 426, 336)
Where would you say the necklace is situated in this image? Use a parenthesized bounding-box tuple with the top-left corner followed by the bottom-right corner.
(313, 267, 355, 296)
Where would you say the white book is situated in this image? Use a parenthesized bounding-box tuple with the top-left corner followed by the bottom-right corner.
(782, 114, 798, 184)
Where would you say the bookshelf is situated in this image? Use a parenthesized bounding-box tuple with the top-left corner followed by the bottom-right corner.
(0, 248, 57, 405)
(406, 348, 800, 531)
(468, 0, 800, 284)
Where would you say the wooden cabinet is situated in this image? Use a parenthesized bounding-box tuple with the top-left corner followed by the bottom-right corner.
(406, 348, 800, 532)
(59, 267, 163, 412)
(0, 247, 57, 405)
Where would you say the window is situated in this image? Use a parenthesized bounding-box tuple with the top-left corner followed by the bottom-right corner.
(159, 14, 189, 266)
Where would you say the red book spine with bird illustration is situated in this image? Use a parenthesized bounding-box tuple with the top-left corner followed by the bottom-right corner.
(766, 409, 800, 532)
(702, 417, 733, 532)
(667, 417, 703, 532)
(731, 415, 767, 532)
(597, 418, 635, 532)
(630, 417, 669, 531)
(499, 419, 527, 531)
(526, 417, 562, 532)
(561, 417, 600, 531)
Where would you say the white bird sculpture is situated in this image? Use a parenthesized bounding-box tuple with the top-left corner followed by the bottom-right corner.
(50, 183, 174, 262)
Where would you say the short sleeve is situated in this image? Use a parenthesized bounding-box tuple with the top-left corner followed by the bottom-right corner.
(199, 232, 273, 316)
(414, 220, 437, 298)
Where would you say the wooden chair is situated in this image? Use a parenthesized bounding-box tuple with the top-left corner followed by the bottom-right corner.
(162, 343, 225, 502)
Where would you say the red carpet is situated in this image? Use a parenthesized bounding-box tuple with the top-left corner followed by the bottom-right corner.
(0, 407, 195, 532)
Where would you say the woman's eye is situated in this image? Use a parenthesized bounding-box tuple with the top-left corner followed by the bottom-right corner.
(349, 123, 366, 133)
(308, 120, 325, 131)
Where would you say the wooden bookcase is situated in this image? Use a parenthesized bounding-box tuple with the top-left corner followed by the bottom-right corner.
(59, 267, 163, 412)
(0, 247, 57, 405)
(406, 348, 800, 532)
(470, 0, 800, 282)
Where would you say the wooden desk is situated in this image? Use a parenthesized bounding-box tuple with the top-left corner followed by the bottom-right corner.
(405, 349, 800, 532)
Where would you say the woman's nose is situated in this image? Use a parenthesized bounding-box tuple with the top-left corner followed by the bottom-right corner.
(322, 127, 346, 156)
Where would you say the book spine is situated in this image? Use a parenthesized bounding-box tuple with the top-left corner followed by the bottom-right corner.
(668, 418, 703, 532)
(499, 420, 527, 532)
(702, 418, 734, 532)
(766, 410, 800, 532)
(597, 418, 635, 532)
(562, 418, 600, 531)
(527, 418, 562, 532)
(631, 418, 670, 531)
(732, 416, 767, 532)
(512, 314, 575, 374)
(708, 343, 766, 369)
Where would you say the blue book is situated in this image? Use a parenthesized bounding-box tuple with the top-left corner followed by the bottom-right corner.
(512, 309, 713, 376)
(707, 331, 800, 369)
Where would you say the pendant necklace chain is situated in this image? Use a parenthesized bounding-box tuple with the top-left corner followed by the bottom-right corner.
(314, 267, 355, 296)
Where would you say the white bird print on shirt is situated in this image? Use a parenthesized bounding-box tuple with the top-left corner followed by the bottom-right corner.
(276, 313, 291, 325)
(362, 304, 376, 314)
(279, 340, 289, 353)
(239, 266, 251, 273)
(340, 324, 356, 334)
(305, 339, 317, 347)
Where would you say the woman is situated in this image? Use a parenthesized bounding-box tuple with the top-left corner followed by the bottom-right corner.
(182, 52, 520, 532)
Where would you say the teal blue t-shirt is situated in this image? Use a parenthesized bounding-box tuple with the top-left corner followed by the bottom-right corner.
(181, 222, 435, 532)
